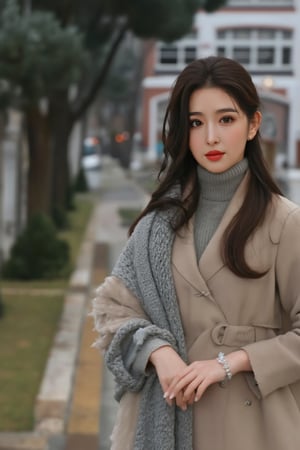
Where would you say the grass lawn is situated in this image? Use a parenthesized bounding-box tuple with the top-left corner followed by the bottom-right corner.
(0, 294, 63, 431)
(0, 192, 94, 431)
(118, 207, 141, 227)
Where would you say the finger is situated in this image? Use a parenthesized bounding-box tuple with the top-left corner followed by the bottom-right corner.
(186, 390, 196, 405)
(166, 366, 194, 395)
(183, 376, 203, 401)
(175, 391, 188, 411)
(161, 381, 174, 407)
(194, 379, 210, 402)
(163, 391, 174, 406)
(167, 372, 196, 399)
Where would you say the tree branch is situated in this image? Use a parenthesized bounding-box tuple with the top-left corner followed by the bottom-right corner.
(71, 20, 128, 122)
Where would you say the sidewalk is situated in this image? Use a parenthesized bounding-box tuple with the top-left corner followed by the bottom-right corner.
(62, 158, 149, 450)
(0, 156, 149, 450)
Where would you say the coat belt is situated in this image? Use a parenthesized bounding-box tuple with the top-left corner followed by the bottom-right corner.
(211, 323, 278, 347)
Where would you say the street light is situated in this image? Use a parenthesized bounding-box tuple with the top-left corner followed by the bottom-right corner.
(262, 76, 274, 90)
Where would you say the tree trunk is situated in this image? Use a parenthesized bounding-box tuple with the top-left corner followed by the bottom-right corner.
(25, 106, 53, 218)
(49, 91, 73, 213)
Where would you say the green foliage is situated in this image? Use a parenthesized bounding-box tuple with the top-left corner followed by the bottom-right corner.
(0, 0, 87, 106)
(125, 0, 195, 41)
(0, 0, 228, 109)
(0, 293, 63, 430)
(203, 0, 227, 13)
(51, 205, 70, 230)
(118, 207, 141, 227)
(2, 213, 70, 280)
(31, 0, 227, 48)
(74, 167, 89, 193)
(0, 293, 4, 318)
(104, 0, 227, 41)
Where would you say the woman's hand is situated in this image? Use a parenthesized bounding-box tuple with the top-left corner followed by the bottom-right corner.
(149, 345, 189, 411)
(164, 350, 251, 404)
(164, 359, 225, 404)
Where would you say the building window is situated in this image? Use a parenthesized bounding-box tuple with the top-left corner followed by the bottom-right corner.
(216, 27, 293, 73)
(233, 47, 250, 64)
(184, 46, 196, 64)
(282, 30, 292, 39)
(160, 46, 178, 64)
(258, 47, 275, 64)
(156, 36, 197, 71)
(257, 29, 275, 39)
(217, 47, 226, 57)
(282, 47, 291, 64)
(233, 29, 251, 39)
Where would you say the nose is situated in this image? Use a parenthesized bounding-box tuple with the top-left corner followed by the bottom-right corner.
(206, 124, 219, 145)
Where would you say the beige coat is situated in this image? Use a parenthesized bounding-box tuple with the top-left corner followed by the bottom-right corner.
(93, 174, 300, 450)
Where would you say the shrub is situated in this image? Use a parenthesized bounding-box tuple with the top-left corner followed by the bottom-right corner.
(118, 207, 141, 227)
(74, 167, 88, 193)
(52, 205, 70, 230)
(0, 294, 4, 318)
(2, 213, 70, 280)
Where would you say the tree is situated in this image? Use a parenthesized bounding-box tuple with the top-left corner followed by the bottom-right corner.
(0, 0, 87, 215)
(0, 0, 227, 218)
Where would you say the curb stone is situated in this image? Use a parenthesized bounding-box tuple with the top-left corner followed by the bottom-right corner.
(34, 201, 100, 433)
(0, 432, 48, 450)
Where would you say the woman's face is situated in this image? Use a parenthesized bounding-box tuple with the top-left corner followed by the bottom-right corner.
(188, 87, 261, 173)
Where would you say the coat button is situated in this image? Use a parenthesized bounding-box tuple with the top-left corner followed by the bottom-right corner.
(244, 400, 252, 406)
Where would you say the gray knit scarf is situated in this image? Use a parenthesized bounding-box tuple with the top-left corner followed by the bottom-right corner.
(106, 209, 193, 450)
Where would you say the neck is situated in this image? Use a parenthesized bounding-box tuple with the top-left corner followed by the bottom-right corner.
(197, 159, 249, 202)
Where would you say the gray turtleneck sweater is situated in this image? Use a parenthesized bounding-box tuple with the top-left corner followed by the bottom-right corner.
(194, 158, 248, 262)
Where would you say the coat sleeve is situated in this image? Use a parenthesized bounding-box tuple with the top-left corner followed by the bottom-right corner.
(91, 276, 174, 390)
(242, 207, 300, 398)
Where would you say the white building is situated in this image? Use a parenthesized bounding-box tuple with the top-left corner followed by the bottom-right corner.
(141, 0, 300, 169)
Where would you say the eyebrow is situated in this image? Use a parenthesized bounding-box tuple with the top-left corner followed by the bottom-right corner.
(188, 107, 238, 116)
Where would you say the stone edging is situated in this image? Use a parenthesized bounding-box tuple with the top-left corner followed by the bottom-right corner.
(34, 202, 100, 436)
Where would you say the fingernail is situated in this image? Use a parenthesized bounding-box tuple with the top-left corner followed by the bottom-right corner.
(194, 397, 199, 402)
(163, 392, 168, 399)
(169, 393, 175, 400)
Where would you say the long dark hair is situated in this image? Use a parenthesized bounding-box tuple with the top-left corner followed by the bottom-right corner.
(130, 56, 282, 278)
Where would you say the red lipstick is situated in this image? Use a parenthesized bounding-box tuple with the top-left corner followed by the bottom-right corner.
(205, 150, 225, 161)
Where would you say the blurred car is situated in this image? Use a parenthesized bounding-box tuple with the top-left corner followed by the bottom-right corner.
(81, 137, 102, 170)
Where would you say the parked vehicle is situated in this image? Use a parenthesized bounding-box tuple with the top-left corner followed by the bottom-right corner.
(82, 137, 102, 170)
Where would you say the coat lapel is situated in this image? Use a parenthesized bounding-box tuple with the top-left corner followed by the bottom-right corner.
(173, 220, 210, 295)
(173, 172, 249, 289)
(199, 172, 249, 280)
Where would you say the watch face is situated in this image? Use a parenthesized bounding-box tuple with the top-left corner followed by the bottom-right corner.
(261, 114, 277, 139)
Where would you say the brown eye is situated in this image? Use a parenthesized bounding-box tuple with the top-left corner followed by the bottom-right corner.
(220, 116, 234, 124)
(190, 119, 201, 128)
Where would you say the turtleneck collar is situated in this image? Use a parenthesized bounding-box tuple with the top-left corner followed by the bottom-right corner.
(197, 158, 249, 202)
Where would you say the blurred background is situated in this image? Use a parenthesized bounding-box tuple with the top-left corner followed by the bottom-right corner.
(1, 0, 300, 269)
(0, 0, 300, 449)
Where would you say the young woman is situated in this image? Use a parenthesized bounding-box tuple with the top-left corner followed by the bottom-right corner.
(92, 56, 300, 450)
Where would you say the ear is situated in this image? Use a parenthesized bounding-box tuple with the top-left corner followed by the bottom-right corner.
(248, 111, 262, 141)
